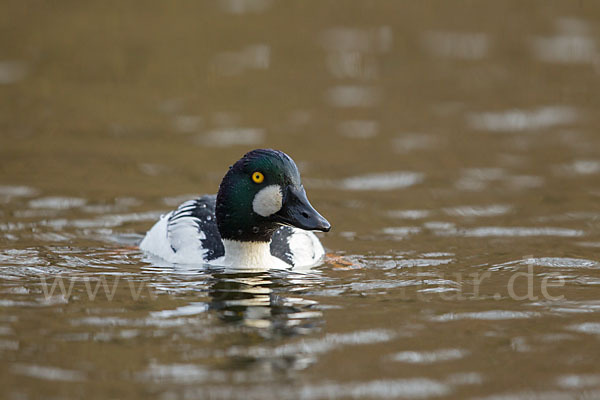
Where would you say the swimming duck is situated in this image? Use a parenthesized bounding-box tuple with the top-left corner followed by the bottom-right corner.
(140, 149, 331, 268)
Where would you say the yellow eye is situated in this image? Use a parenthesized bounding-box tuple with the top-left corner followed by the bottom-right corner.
(251, 171, 264, 184)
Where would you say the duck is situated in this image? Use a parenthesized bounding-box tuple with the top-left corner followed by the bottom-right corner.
(139, 149, 331, 269)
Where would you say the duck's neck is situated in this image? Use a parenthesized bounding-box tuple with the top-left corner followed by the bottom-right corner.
(221, 239, 279, 268)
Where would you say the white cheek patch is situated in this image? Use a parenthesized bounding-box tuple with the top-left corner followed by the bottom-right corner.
(252, 185, 283, 217)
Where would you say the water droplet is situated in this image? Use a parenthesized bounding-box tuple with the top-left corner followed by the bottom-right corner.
(206, 216, 212, 221)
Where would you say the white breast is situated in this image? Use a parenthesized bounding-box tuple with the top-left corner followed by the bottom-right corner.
(210, 239, 291, 269)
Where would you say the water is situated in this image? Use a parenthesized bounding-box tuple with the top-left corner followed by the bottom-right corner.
(2, 1, 600, 399)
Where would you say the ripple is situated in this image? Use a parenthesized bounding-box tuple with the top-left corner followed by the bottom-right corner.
(533, 35, 597, 64)
(196, 128, 264, 147)
(387, 210, 431, 220)
(474, 390, 594, 400)
(150, 302, 209, 318)
(11, 364, 85, 381)
(228, 329, 395, 359)
(467, 106, 578, 132)
(33, 232, 73, 242)
(72, 316, 206, 329)
(444, 205, 512, 218)
(349, 280, 419, 291)
(341, 172, 424, 191)
(532, 300, 600, 314)
(422, 252, 454, 258)
(0, 185, 38, 200)
(173, 115, 203, 133)
(0, 249, 50, 269)
(522, 257, 599, 268)
(424, 221, 455, 230)
(436, 227, 584, 238)
(431, 310, 540, 321)
(455, 168, 506, 191)
(1, 286, 29, 295)
(297, 379, 450, 399)
(13, 209, 60, 218)
(326, 85, 381, 108)
(567, 322, 600, 335)
(395, 258, 453, 268)
(564, 160, 600, 175)
(391, 349, 468, 364)
(182, 378, 450, 399)
(382, 227, 422, 239)
(137, 363, 216, 384)
(28, 196, 86, 210)
(557, 374, 600, 389)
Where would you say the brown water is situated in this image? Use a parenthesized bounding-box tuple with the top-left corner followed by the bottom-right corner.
(2, 1, 600, 399)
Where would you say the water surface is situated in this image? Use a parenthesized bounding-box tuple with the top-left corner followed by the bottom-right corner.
(2, 1, 600, 399)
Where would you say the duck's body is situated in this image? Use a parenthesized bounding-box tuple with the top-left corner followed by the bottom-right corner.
(139, 149, 330, 269)
(140, 195, 325, 268)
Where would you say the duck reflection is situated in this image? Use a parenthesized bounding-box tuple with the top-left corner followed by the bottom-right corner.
(141, 257, 324, 338)
(206, 270, 323, 336)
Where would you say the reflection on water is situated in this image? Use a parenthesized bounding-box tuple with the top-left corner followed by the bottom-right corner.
(203, 270, 323, 334)
(2, 1, 600, 399)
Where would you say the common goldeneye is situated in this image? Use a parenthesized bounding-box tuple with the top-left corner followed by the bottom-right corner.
(140, 149, 331, 269)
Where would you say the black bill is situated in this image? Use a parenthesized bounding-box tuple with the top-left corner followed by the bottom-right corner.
(274, 186, 331, 232)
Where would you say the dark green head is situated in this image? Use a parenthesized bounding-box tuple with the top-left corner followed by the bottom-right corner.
(216, 149, 330, 242)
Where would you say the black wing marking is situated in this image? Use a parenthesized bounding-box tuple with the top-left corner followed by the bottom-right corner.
(270, 225, 294, 266)
(167, 195, 224, 261)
